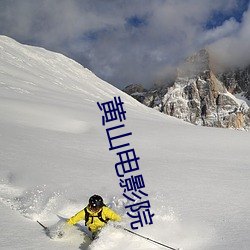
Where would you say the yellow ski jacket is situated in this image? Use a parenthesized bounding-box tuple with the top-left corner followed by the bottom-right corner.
(67, 206, 121, 233)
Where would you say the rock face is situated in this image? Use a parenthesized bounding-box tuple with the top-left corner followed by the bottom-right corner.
(123, 49, 250, 130)
(123, 84, 147, 103)
(217, 66, 250, 100)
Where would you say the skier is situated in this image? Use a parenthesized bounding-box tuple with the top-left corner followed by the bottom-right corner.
(66, 194, 121, 239)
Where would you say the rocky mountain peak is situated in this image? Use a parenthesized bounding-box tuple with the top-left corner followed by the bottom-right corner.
(177, 48, 210, 78)
(123, 49, 250, 130)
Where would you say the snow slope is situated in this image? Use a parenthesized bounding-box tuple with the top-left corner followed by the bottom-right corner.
(0, 36, 250, 250)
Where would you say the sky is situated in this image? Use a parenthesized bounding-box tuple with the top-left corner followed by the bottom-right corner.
(0, 0, 249, 89)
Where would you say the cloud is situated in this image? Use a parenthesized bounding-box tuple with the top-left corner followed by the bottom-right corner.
(200, 18, 240, 45)
(0, 0, 249, 89)
(209, 4, 250, 69)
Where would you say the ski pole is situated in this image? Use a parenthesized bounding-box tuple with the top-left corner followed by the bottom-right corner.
(123, 227, 180, 250)
(37, 220, 48, 231)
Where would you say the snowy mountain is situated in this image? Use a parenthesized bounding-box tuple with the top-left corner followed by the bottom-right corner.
(124, 49, 250, 130)
(0, 36, 250, 250)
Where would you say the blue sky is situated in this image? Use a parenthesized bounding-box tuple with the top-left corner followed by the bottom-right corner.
(0, 0, 249, 89)
(205, 0, 249, 28)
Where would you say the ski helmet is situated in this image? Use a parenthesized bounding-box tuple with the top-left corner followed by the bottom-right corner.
(89, 195, 104, 211)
